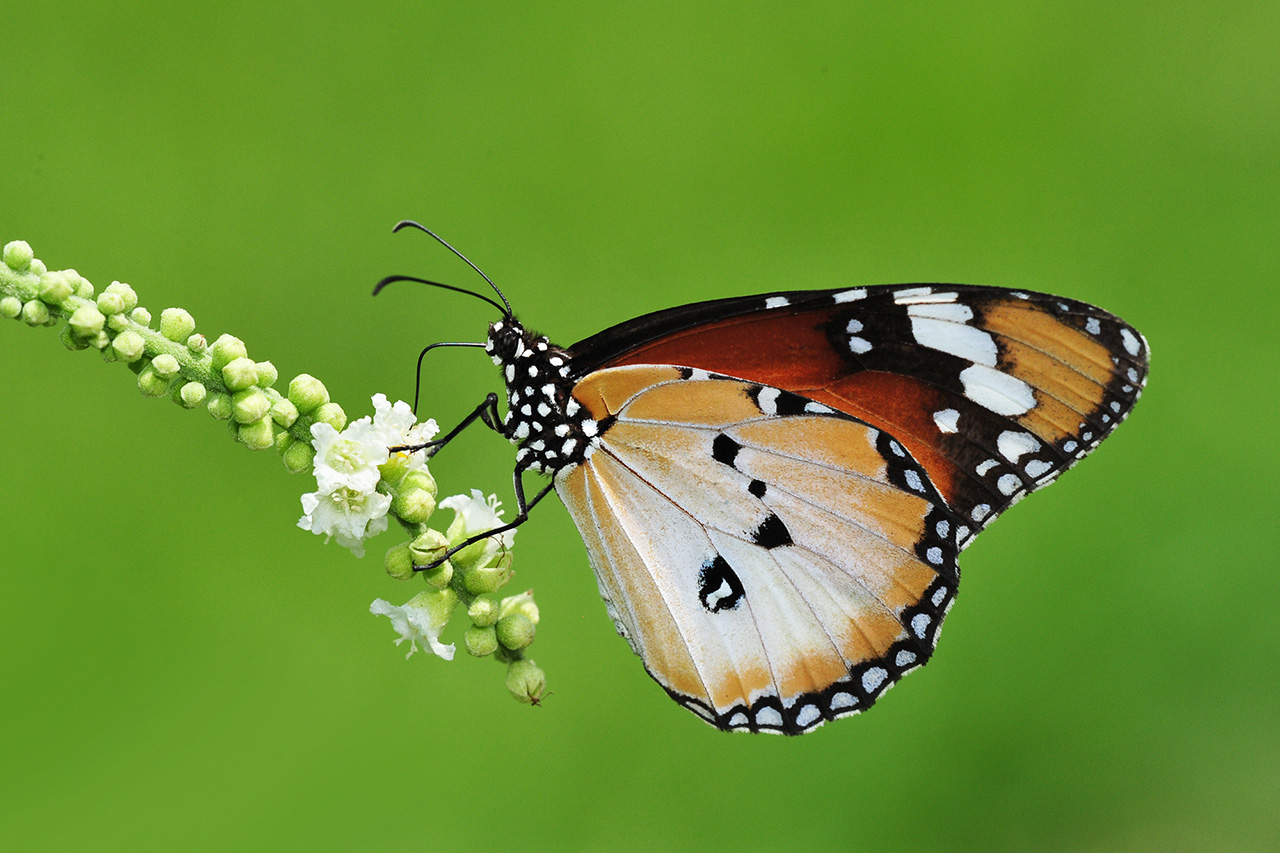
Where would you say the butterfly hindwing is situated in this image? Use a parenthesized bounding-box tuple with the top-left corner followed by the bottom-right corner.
(567, 284, 1149, 548)
(555, 365, 958, 734)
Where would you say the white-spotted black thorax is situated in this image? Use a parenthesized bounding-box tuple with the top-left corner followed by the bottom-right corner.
(485, 317, 600, 476)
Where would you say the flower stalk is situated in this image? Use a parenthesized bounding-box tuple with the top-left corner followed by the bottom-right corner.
(2, 239, 544, 705)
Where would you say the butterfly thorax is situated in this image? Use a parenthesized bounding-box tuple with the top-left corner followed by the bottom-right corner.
(485, 317, 600, 476)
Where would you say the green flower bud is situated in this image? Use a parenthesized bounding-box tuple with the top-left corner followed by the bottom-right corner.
(59, 325, 90, 351)
(274, 430, 295, 454)
(462, 560, 514, 596)
(71, 273, 91, 298)
(399, 468, 437, 499)
(231, 387, 271, 424)
(106, 313, 130, 332)
(409, 587, 459, 632)
(498, 590, 540, 625)
(3, 240, 33, 271)
(159, 307, 195, 342)
(505, 659, 546, 704)
(150, 353, 181, 379)
(177, 381, 207, 408)
(465, 625, 498, 657)
(391, 485, 436, 524)
(421, 561, 453, 589)
(222, 356, 259, 392)
(66, 305, 104, 339)
(238, 417, 275, 450)
(207, 391, 233, 420)
(384, 541, 416, 581)
(271, 397, 298, 428)
(90, 330, 112, 350)
(137, 364, 171, 397)
(496, 612, 535, 651)
(111, 329, 146, 362)
(467, 595, 499, 628)
(186, 333, 207, 353)
(313, 402, 346, 431)
(254, 360, 278, 388)
(95, 291, 126, 316)
(105, 281, 138, 312)
(282, 440, 315, 474)
(39, 272, 75, 305)
(128, 307, 151, 327)
(409, 528, 450, 566)
(21, 300, 49, 326)
(287, 374, 329, 413)
(0, 296, 21, 319)
(209, 334, 248, 373)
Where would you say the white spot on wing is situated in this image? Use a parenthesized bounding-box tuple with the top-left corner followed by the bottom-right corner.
(975, 458, 1000, 476)
(907, 303, 973, 322)
(997, 473, 1022, 496)
(910, 316, 998, 365)
(904, 469, 924, 492)
(892, 286, 933, 303)
(756, 387, 780, 415)
(933, 408, 960, 433)
(1086, 317, 1102, 335)
(1120, 327, 1141, 356)
(848, 336, 873, 354)
(764, 296, 790, 309)
(804, 402, 832, 414)
(959, 364, 1036, 416)
(795, 705, 821, 727)
(833, 288, 867, 303)
(830, 692, 856, 709)
(861, 667, 888, 693)
(756, 707, 783, 727)
(845, 318, 863, 333)
(1024, 459, 1052, 478)
(972, 504, 991, 521)
(997, 430, 1040, 462)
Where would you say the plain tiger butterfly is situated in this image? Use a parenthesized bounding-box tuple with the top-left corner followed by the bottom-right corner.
(381, 221, 1150, 735)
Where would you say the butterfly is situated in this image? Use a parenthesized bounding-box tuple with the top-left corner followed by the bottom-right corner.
(380, 222, 1150, 734)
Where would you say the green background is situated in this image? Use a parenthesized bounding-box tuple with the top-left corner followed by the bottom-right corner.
(2, 3, 1276, 850)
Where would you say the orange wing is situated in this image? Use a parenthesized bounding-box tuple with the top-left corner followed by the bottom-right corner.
(556, 365, 958, 734)
(568, 285, 1148, 548)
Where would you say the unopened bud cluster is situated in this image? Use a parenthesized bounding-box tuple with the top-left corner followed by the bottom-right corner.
(378, 487, 545, 704)
(0, 239, 345, 471)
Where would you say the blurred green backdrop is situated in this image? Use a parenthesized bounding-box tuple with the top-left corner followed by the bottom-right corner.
(2, 2, 1277, 850)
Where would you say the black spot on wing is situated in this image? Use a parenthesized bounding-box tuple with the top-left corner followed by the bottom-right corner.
(749, 512, 793, 549)
(748, 479, 767, 498)
(712, 434, 741, 467)
(697, 555, 744, 613)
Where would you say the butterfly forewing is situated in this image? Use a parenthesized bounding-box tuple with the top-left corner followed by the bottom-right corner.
(556, 365, 958, 733)
(567, 284, 1149, 548)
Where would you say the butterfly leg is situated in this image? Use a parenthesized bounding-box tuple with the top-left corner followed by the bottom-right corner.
(390, 393, 503, 457)
(413, 468, 556, 571)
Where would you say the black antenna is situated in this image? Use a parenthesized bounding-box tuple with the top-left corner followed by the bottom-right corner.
(410, 341, 487, 414)
(392, 220, 513, 317)
(372, 274, 508, 316)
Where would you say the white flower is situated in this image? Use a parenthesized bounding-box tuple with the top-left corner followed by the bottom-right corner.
(370, 591, 457, 660)
(298, 486, 392, 557)
(371, 393, 439, 453)
(310, 417, 390, 494)
(439, 489, 516, 564)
